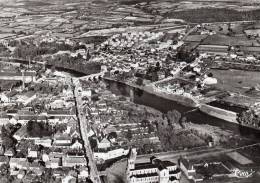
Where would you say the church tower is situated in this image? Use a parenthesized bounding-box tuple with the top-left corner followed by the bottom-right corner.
(126, 148, 137, 183)
(128, 148, 137, 170)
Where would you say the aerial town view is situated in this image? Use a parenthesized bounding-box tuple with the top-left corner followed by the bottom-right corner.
(1, 0, 260, 183)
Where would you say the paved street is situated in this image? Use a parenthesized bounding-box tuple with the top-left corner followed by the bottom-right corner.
(73, 78, 102, 183)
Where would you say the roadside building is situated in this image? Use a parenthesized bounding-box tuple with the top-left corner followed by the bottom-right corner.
(62, 155, 87, 167)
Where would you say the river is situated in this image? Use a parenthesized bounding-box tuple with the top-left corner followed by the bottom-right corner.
(49, 64, 260, 140)
(105, 79, 260, 140)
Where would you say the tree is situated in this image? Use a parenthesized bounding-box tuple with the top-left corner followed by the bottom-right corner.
(89, 137, 97, 150)
(166, 110, 182, 127)
(151, 71, 159, 82)
(51, 65, 56, 73)
(0, 164, 9, 176)
(180, 116, 187, 128)
(155, 62, 161, 71)
(86, 49, 91, 61)
(237, 110, 254, 125)
(148, 123, 155, 133)
(136, 77, 143, 86)
(1, 126, 16, 149)
(165, 53, 172, 65)
(26, 121, 53, 137)
(140, 119, 150, 128)
(126, 129, 133, 141)
(91, 94, 99, 102)
(41, 169, 54, 183)
(107, 132, 117, 140)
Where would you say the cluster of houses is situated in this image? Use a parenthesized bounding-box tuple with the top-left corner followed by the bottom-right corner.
(93, 31, 184, 84)
(77, 79, 161, 166)
(0, 69, 92, 182)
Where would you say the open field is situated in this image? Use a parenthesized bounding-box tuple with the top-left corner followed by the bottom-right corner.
(202, 34, 260, 46)
(238, 145, 260, 164)
(210, 69, 260, 94)
(184, 34, 208, 42)
(227, 151, 253, 165)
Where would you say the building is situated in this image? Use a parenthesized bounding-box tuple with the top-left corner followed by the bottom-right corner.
(53, 132, 72, 148)
(9, 158, 29, 170)
(97, 138, 111, 149)
(70, 140, 83, 149)
(179, 157, 237, 182)
(62, 175, 77, 183)
(0, 156, 9, 166)
(94, 148, 129, 161)
(0, 71, 36, 84)
(78, 166, 89, 179)
(126, 149, 181, 183)
(28, 146, 38, 158)
(62, 155, 87, 167)
(45, 157, 60, 169)
(35, 138, 52, 147)
(16, 92, 37, 106)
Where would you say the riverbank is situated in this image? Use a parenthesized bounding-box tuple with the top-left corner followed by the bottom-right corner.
(104, 77, 260, 139)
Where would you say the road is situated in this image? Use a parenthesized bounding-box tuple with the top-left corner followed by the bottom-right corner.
(72, 78, 102, 183)
(136, 143, 260, 163)
(135, 146, 223, 163)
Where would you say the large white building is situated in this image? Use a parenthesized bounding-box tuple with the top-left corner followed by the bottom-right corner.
(126, 149, 181, 183)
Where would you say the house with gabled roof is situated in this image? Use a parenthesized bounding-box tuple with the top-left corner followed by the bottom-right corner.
(70, 140, 83, 150)
(98, 137, 111, 149)
(53, 132, 72, 148)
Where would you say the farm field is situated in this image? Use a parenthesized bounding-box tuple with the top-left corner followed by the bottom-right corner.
(202, 34, 260, 46)
(210, 69, 260, 94)
(227, 151, 253, 165)
(238, 144, 260, 164)
(184, 34, 208, 42)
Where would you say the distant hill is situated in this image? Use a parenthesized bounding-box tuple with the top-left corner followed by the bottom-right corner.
(166, 8, 260, 23)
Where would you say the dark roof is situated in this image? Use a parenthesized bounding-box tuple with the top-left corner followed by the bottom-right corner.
(169, 176, 178, 181)
(131, 172, 158, 178)
(134, 159, 176, 171)
(163, 161, 176, 167)
(180, 157, 191, 170)
(134, 162, 158, 170)
(158, 163, 167, 171)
